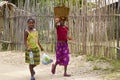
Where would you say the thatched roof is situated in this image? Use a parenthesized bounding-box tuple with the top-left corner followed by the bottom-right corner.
(0, 1, 16, 34)
(0, 1, 32, 16)
(0, 1, 16, 12)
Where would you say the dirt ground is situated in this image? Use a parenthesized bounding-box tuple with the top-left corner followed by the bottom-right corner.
(0, 51, 120, 80)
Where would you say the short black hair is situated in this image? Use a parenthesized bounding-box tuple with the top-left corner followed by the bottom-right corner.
(27, 18, 35, 23)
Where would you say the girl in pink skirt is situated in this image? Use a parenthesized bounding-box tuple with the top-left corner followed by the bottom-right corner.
(51, 17, 72, 77)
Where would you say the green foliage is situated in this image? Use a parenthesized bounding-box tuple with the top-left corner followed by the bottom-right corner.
(87, 55, 120, 72)
(99, 57, 112, 62)
(1, 42, 9, 51)
(86, 55, 98, 61)
(86, 55, 112, 71)
(86, 55, 112, 62)
(93, 65, 101, 70)
(110, 60, 120, 71)
(75, 53, 80, 57)
(79, 0, 82, 7)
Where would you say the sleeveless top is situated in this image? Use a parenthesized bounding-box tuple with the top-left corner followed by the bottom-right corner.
(56, 26, 68, 41)
(26, 29, 39, 49)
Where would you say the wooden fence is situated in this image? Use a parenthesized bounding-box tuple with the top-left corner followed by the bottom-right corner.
(0, 0, 120, 59)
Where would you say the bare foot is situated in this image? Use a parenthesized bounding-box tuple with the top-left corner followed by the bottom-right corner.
(51, 64, 55, 74)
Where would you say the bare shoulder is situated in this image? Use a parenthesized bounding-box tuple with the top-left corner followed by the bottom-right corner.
(24, 28, 29, 35)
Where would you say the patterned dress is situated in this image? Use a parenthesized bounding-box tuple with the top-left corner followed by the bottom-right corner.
(25, 29, 40, 65)
(56, 26, 70, 66)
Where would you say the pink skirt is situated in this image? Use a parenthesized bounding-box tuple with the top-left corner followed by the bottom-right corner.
(55, 41, 70, 66)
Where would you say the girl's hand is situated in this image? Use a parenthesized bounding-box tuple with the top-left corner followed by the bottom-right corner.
(68, 36, 72, 40)
(55, 17, 60, 23)
(41, 47, 44, 51)
(26, 45, 31, 50)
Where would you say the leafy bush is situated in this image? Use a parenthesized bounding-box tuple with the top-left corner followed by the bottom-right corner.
(1, 43, 8, 51)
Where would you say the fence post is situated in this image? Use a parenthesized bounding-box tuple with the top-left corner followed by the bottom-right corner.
(81, 0, 87, 55)
(117, 0, 120, 60)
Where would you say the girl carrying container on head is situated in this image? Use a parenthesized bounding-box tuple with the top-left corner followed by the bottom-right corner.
(51, 17, 72, 77)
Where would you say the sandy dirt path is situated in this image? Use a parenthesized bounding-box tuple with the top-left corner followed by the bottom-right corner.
(0, 51, 118, 80)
